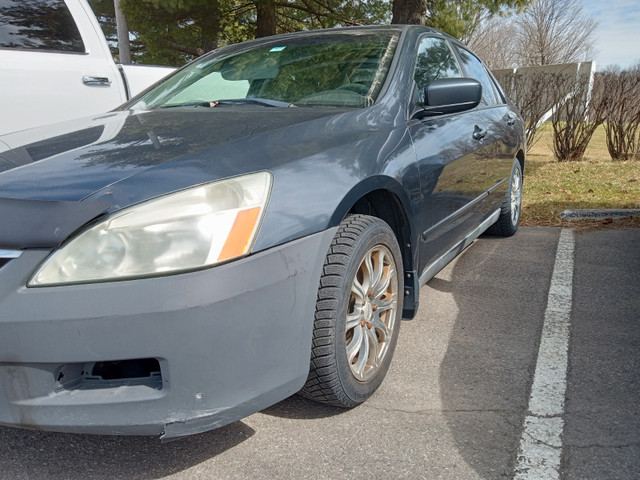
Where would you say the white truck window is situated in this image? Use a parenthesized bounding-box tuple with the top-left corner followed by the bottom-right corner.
(0, 0, 85, 53)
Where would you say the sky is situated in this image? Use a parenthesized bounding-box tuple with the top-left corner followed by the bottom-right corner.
(581, 0, 640, 69)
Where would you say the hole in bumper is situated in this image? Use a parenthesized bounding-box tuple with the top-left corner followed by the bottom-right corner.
(54, 358, 163, 392)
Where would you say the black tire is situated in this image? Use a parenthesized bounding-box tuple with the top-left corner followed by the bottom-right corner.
(300, 214, 404, 407)
(487, 158, 523, 237)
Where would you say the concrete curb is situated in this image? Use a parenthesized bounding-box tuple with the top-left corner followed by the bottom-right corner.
(560, 209, 640, 220)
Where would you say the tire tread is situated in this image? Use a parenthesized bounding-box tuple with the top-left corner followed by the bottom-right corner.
(299, 214, 384, 407)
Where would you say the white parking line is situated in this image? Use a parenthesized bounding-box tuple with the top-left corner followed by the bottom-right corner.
(514, 228, 575, 480)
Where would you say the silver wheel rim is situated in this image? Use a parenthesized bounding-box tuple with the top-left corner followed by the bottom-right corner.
(345, 244, 398, 382)
(510, 166, 522, 226)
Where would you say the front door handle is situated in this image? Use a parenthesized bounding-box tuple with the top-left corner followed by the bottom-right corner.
(473, 125, 488, 140)
(82, 76, 111, 86)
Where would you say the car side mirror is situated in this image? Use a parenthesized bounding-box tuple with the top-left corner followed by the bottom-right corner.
(414, 78, 482, 118)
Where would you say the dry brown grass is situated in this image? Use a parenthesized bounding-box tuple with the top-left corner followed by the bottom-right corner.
(522, 124, 640, 227)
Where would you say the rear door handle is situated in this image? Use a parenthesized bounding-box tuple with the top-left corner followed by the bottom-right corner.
(82, 76, 111, 86)
(473, 125, 488, 140)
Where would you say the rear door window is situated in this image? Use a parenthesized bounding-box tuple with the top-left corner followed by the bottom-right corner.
(0, 0, 85, 53)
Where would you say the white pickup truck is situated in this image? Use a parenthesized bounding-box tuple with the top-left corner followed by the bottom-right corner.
(0, 0, 175, 135)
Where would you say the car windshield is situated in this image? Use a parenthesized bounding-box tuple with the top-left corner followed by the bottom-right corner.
(130, 31, 400, 110)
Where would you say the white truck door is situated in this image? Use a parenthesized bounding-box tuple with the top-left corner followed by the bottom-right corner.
(0, 0, 127, 135)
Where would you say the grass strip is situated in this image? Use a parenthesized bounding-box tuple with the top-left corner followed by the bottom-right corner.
(522, 124, 640, 227)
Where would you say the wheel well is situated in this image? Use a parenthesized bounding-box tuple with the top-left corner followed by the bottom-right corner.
(347, 189, 418, 319)
(517, 149, 525, 175)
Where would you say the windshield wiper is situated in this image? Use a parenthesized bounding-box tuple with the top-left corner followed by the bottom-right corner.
(208, 98, 296, 108)
(157, 102, 208, 109)
(158, 98, 295, 109)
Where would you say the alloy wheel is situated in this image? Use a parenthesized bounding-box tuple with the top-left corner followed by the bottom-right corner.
(345, 244, 398, 382)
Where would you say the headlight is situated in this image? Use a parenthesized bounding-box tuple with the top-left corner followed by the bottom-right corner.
(29, 172, 272, 286)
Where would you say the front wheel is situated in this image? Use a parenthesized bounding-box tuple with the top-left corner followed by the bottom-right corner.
(300, 215, 404, 407)
(487, 158, 523, 237)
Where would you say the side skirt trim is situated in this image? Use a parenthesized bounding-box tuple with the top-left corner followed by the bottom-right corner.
(419, 208, 500, 287)
(0, 249, 22, 259)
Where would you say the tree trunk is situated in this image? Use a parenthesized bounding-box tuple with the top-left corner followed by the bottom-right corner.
(256, 0, 277, 38)
(114, 0, 131, 63)
(199, 7, 220, 53)
(391, 0, 425, 24)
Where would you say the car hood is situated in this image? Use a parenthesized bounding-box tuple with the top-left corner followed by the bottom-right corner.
(0, 106, 373, 248)
(0, 107, 351, 202)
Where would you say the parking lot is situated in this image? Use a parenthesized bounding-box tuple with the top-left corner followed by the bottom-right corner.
(1, 226, 638, 480)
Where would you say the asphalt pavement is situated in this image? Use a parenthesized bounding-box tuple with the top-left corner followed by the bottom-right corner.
(1, 226, 638, 479)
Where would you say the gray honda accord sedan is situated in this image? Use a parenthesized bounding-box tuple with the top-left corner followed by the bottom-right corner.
(0, 25, 525, 440)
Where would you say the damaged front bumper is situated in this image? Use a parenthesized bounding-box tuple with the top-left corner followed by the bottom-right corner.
(0, 228, 336, 440)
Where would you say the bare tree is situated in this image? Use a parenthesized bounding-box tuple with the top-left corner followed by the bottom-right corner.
(467, 16, 520, 70)
(513, 0, 597, 66)
(391, 0, 530, 40)
(469, 0, 597, 68)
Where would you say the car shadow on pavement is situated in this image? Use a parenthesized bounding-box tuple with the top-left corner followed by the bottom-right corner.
(438, 228, 559, 478)
(0, 420, 255, 480)
(259, 393, 347, 420)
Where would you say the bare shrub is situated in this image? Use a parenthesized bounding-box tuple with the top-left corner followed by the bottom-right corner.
(597, 66, 640, 161)
(494, 70, 564, 148)
(551, 72, 606, 162)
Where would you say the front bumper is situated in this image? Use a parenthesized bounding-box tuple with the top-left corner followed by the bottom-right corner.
(0, 228, 336, 440)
